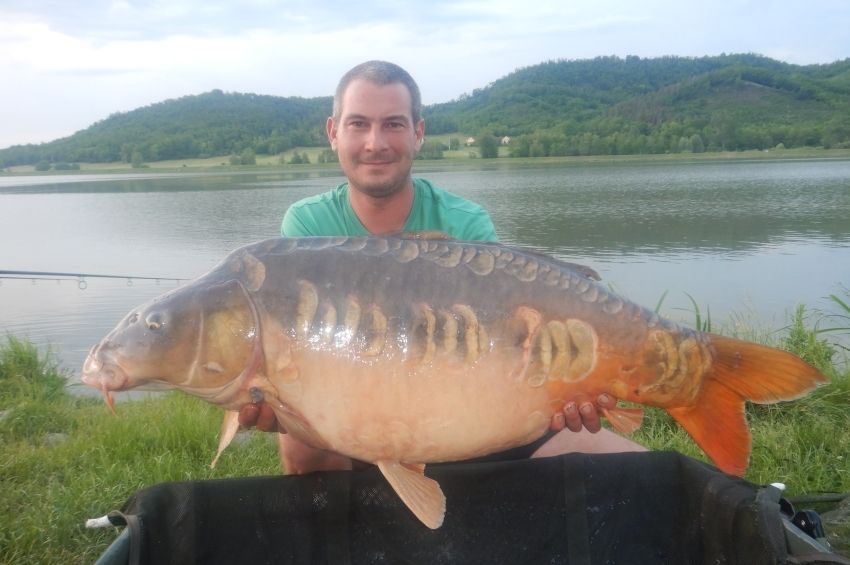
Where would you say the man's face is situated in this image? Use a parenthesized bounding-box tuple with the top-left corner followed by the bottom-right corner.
(327, 79, 424, 198)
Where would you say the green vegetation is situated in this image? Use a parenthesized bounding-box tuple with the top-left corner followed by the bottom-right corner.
(2, 54, 850, 170)
(0, 336, 280, 563)
(0, 90, 331, 168)
(476, 131, 500, 158)
(2, 298, 849, 561)
(428, 54, 850, 157)
(817, 290, 850, 354)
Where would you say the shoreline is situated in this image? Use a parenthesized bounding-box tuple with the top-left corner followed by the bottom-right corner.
(3, 147, 850, 176)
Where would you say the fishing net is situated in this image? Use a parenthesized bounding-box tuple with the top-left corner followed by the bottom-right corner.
(97, 451, 835, 565)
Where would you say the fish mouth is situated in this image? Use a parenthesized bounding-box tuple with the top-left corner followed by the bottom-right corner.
(81, 346, 130, 414)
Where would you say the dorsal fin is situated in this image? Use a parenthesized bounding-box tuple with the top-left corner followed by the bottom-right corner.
(522, 248, 601, 280)
(388, 234, 602, 281)
(476, 241, 602, 281)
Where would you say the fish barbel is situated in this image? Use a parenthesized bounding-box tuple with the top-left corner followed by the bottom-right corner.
(81, 236, 826, 528)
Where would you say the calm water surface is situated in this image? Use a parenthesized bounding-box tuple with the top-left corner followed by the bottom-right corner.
(1, 159, 848, 392)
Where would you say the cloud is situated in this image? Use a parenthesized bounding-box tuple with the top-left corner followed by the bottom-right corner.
(0, 0, 459, 41)
(0, 0, 848, 148)
(1, 0, 303, 40)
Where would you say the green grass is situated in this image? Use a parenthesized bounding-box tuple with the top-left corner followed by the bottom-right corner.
(633, 299, 850, 553)
(2, 301, 850, 561)
(0, 337, 279, 563)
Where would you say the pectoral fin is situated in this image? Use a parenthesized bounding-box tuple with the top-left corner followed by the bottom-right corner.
(377, 461, 446, 529)
(602, 406, 644, 434)
(210, 409, 241, 468)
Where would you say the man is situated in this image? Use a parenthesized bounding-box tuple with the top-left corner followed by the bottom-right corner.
(280, 60, 497, 241)
(240, 60, 643, 473)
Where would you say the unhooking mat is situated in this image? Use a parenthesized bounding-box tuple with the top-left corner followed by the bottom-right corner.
(96, 451, 848, 565)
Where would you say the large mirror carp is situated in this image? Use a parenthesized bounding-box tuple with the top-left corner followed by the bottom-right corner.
(82, 236, 826, 528)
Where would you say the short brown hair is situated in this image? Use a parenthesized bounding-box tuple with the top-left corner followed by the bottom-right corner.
(333, 60, 422, 123)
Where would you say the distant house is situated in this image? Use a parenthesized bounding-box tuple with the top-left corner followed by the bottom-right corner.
(501, 136, 511, 145)
(465, 137, 476, 146)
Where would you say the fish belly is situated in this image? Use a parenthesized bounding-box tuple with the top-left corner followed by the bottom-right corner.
(272, 348, 553, 464)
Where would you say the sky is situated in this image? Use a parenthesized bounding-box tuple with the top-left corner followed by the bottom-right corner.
(1, 0, 849, 149)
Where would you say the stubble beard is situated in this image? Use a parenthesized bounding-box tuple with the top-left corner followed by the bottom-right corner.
(349, 159, 412, 199)
(353, 177, 409, 199)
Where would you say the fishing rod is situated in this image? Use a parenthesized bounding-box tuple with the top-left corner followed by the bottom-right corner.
(0, 269, 187, 289)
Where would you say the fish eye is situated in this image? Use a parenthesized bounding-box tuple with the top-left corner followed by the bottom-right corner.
(145, 313, 164, 330)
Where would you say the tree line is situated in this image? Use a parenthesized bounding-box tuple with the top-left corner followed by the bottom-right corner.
(2, 54, 849, 168)
(429, 54, 850, 157)
(1, 90, 330, 167)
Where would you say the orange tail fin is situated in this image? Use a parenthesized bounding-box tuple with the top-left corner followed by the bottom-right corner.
(666, 335, 827, 476)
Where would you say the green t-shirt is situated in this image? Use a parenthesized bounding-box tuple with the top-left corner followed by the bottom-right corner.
(280, 177, 498, 241)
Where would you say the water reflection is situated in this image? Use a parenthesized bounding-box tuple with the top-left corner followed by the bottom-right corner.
(0, 169, 345, 194)
(429, 160, 850, 257)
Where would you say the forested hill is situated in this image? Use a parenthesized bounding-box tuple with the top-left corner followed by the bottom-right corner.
(425, 53, 850, 155)
(3, 53, 850, 166)
(0, 90, 332, 166)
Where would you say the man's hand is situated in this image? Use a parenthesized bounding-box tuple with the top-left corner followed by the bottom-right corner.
(549, 394, 617, 434)
(237, 402, 356, 473)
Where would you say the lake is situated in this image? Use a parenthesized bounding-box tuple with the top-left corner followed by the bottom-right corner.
(1, 158, 849, 394)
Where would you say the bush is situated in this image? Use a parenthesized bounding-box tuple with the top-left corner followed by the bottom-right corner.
(239, 149, 256, 165)
(478, 133, 499, 159)
(317, 149, 338, 163)
(416, 140, 445, 160)
(53, 163, 80, 171)
(131, 151, 145, 168)
(288, 152, 310, 165)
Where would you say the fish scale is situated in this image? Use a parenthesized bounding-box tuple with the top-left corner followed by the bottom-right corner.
(82, 235, 827, 529)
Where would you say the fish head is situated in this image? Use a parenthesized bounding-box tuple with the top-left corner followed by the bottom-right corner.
(82, 277, 259, 409)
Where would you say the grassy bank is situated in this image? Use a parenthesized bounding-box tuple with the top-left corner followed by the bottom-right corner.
(0, 337, 279, 563)
(1, 305, 849, 562)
